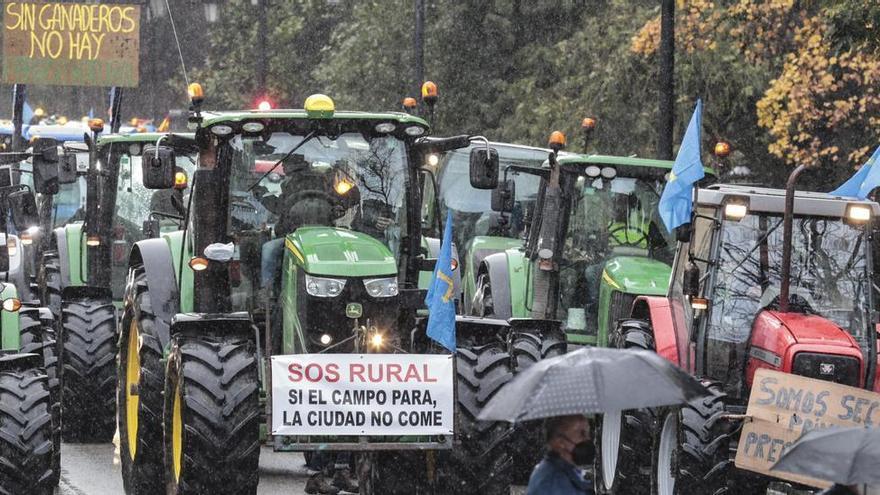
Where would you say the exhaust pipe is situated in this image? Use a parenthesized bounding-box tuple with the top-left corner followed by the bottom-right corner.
(779, 164, 807, 313)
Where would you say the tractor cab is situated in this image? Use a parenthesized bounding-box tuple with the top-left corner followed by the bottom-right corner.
(672, 184, 877, 398)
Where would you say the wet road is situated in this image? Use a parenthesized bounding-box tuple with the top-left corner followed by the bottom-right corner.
(59, 442, 310, 494)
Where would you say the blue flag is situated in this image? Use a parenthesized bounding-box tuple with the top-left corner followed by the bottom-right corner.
(425, 210, 456, 352)
(22, 101, 34, 124)
(88, 107, 95, 119)
(829, 146, 880, 199)
(659, 99, 705, 232)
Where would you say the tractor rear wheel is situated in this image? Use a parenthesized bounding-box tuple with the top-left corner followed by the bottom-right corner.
(164, 335, 261, 495)
(652, 382, 731, 495)
(437, 341, 514, 494)
(118, 265, 166, 495)
(19, 307, 61, 487)
(61, 298, 117, 441)
(0, 368, 55, 495)
(595, 319, 655, 494)
(508, 329, 566, 485)
(39, 251, 62, 321)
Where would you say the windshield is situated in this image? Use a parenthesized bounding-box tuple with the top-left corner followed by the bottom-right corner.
(228, 132, 407, 250)
(114, 152, 196, 230)
(565, 175, 672, 261)
(706, 213, 872, 393)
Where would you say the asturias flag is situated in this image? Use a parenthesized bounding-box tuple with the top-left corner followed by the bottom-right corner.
(659, 99, 705, 232)
(829, 146, 880, 199)
(425, 210, 456, 352)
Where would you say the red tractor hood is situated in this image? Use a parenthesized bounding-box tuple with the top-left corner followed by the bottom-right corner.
(762, 311, 860, 349)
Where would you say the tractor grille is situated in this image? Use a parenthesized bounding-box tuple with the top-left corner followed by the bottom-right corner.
(792, 352, 860, 387)
(609, 291, 637, 329)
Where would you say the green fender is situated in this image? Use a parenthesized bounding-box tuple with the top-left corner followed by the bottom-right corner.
(163, 230, 194, 313)
(590, 256, 670, 346)
(505, 249, 531, 319)
(56, 222, 88, 287)
(462, 235, 524, 311)
(0, 283, 20, 351)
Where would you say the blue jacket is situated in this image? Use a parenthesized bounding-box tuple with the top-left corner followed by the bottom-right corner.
(526, 451, 594, 495)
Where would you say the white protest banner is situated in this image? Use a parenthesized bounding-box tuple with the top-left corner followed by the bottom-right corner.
(735, 368, 880, 488)
(271, 353, 454, 436)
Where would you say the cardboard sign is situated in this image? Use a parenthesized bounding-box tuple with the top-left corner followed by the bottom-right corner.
(735, 368, 880, 487)
(271, 354, 454, 436)
(3, 1, 140, 86)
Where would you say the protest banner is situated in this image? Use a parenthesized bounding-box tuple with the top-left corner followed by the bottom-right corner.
(735, 368, 880, 487)
(3, 1, 141, 86)
(271, 353, 454, 436)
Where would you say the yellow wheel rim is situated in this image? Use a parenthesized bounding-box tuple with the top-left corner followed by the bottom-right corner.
(125, 320, 140, 460)
(172, 382, 183, 482)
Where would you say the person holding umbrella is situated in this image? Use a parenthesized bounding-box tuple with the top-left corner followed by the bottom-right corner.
(527, 414, 596, 495)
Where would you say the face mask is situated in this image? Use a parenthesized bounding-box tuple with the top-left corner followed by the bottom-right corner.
(571, 441, 595, 466)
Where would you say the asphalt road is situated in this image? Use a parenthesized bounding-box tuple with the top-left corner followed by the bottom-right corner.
(57, 442, 527, 494)
(58, 442, 309, 494)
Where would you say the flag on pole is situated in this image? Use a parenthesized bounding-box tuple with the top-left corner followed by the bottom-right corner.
(829, 146, 880, 199)
(659, 99, 705, 232)
(425, 210, 456, 352)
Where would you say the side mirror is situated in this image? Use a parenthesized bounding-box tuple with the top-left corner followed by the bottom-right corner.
(142, 219, 160, 238)
(682, 262, 700, 297)
(141, 145, 176, 189)
(675, 223, 692, 243)
(0, 244, 8, 272)
(58, 154, 78, 184)
(32, 137, 60, 195)
(491, 179, 515, 212)
(469, 146, 499, 190)
(8, 189, 38, 231)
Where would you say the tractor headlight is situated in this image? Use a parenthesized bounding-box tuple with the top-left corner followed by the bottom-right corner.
(363, 277, 398, 298)
(305, 274, 346, 297)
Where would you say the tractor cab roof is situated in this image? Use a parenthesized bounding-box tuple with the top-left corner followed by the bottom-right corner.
(699, 183, 880, 217)
(198, 110, 429, 139)
(554, 153, 718, 179)
(97, 132, 197, 153)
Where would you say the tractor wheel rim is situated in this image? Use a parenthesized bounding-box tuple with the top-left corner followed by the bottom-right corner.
(601, 410, 622, 490)
(172, 382, 183, 482)
(125, 320, 140, 460)
(657, 413, 677, 495)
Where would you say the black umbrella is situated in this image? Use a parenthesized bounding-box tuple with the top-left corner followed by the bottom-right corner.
(477, 346, 707, 422)
(772, 426, 880, 485)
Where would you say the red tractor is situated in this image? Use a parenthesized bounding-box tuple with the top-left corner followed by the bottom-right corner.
(596, 171, 879, 494)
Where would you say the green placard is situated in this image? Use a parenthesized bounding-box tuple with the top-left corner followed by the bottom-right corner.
(2, 1, 140, 87)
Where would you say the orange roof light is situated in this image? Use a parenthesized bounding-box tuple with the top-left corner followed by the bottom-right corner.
(187, 83, 205, 104)
(403, 97, 417, 109)
(714, 141, 731, 158)
(581, 117, 597, 131)
(549, 131, 566, 150)
(421, 81, 438, 104)
(174, 171, 188, 189)
(88, 118, 105, 133)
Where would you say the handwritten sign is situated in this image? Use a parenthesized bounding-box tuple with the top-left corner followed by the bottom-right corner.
(271, 354, 454, 436)
(735, 368, 880, 487)
(2, 1, 140, 86)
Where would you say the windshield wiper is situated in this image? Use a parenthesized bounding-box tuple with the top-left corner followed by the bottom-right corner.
(247, 130, 317, 192)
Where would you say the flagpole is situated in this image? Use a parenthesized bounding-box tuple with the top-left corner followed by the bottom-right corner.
(11, 84, 26, 152)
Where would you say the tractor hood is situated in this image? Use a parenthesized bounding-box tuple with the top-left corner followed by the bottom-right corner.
(602, 256, 670, 296)
(285, 227, 396, 278)
(764, 311, 861, 349)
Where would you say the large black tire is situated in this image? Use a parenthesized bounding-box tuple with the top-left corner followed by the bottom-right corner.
(19, 307, 61, 487)
(118, 265, 166, 495)
(594, 319, 656, 494)
(652, 382, 732, 495)
(39, 251, 62, 321)
(508, 330, 567, 485)
(437, 341, 514, 495)
(0, 368, 56, 495)
(164, 336, 261, 495)
(61, 298, 117, 441)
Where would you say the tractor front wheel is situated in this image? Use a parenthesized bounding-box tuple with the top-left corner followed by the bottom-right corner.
(61, 298, 117, 441)
(163, 335, 261, 495)
(0, 368, 56, 495)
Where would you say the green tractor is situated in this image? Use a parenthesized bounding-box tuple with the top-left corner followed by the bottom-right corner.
(469, 133, 715, 348)
(117, 88, 564, 494)
(0, 159, 61, 493)
(35, 125, 196, 441)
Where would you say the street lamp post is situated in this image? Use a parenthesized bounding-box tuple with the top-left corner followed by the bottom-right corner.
(658, 0, 675, 160)
(253, 0, 268, 94)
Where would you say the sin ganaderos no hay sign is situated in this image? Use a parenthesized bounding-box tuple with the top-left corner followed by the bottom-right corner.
(3, 1, 140, 87)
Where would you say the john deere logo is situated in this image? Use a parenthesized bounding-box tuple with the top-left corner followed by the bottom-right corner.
(346, 303, 363, 319)
(819, 363, 836, 375)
